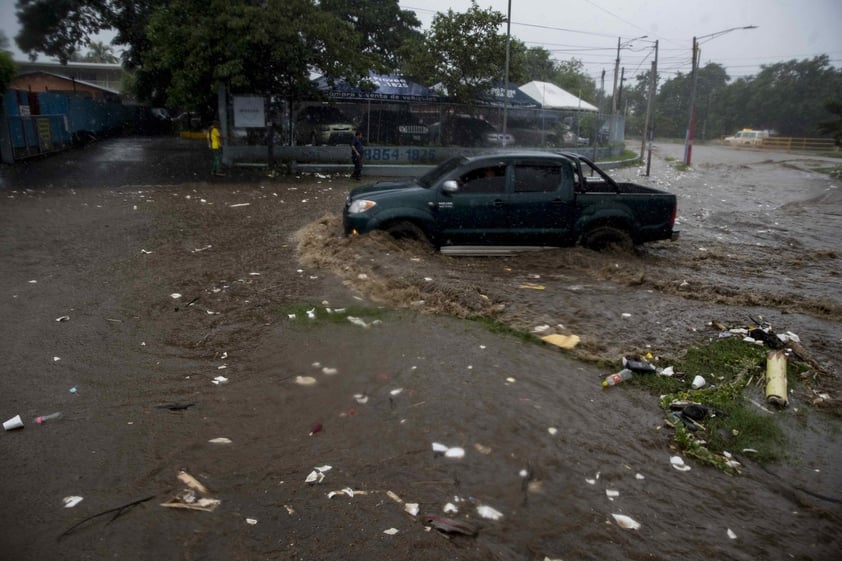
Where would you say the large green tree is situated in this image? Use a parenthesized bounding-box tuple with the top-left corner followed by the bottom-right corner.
(402, 1, 507, 105)
(139, 0, 373, 112)
(319, 0, 421, 73)
(0, 32, 17, 93)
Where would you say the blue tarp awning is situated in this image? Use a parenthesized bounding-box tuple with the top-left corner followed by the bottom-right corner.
(315, 73, 440, 102)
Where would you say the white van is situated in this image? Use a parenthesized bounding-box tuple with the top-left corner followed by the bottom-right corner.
(722, 129, 770, 146)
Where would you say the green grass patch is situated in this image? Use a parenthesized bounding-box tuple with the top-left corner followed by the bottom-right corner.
(812, 165, 842, 179)
(626, 337, 792, 471)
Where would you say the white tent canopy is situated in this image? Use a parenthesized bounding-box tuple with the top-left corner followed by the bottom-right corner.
(518, 81, 598, 112)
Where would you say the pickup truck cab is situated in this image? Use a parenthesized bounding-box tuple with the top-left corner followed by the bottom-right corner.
(343, 151, 678, 251)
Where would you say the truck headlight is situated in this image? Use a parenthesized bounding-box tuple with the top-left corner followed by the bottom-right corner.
(348, 199, 377, 214)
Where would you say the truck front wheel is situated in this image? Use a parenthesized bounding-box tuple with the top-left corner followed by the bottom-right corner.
(384, 221, 433, 248)
(581, 225, 634, 252)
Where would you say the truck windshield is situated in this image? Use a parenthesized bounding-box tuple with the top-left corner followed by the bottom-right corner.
(417, 157, 468, 188)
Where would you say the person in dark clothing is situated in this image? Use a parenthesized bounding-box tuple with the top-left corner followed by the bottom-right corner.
(351, 130, 364, 180)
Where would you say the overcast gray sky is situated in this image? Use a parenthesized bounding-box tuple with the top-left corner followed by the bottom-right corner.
(3, 0, 840, 88)
(401, 0, 842, 85)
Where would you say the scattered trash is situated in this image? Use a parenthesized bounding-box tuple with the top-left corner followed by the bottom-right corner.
(229, 203, 251, 208)
(35, 412, 63, 425)
(53, 356, 61, 362)
(321, 367, 338, 375)
(443, 502, 459, 514)
(635, 473, 645, 480)
(170, 293, 182, 299)
(611, 513, 641, 530)
(306, 308, 316, 319)
(3, 414, 23, 431)
(347, 316, 371, 328)
(727, 528, 738, 539)
(624, 358, 656, 373)
(245, 518, 258, 525)
(212, 375, 229, 385)
(305, 465, 332, 484)
(547, 427, 558, 436)
(541, 333, 581, 349)
(383, 528, 399, 535)
(670, 456, 691, 472)
(353, 393, 369, 404)
(55, 315, 70, 322)
(327, 488, 362, 499)
(63, 496, 84, 508)
(765, 350, 788, 407)
(208, 437, 232, 445)
(69, 386, 78, 394)
(473, 443, 492, 455)
(658, 366, 675, 377)
(519, 284, 545, 290)
(533, 324, 551, 333)
(309, 423, 323, 436)
(605, 489, 620, 500)
(621, 313, 632, 318)
(432, 442, 465, 459)
(603, 369, 633, 387)
(422, 516, 478, 536)
(691, 375, 706, 389)
(386, 490, 403, 504)
(161, 471, 220, 512)
(404, 503, 420, 516)
(476, 505, 503, 521)
(295, 376, 317, 386)
(390, 388, 404, 396)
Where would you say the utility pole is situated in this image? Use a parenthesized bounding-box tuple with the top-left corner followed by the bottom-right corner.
(609, 37, 620, 144)
(502, 0, 511, 145)
(683, 26, 757, 166)
(640, 39, 659, 164)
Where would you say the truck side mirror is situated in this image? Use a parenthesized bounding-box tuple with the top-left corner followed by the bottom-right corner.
(442, 180, 459, 193)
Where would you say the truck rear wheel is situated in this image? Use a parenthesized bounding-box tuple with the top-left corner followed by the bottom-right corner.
(581, 225, 634, 252)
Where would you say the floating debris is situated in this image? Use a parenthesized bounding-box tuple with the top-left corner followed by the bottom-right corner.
(727, 528, 737, 539)
(305, 465, 332, 484)
(383, 528, 399, 535)
(229, 203, 251, 208)
(476, 505, 503, 521)
(55, 315, 70, 322)
(670, 456, 691, 472)
(245, 518, 258, 525)
(422, 516, 478, 536)
(605, 489, 620, 500)
(170, 293, 182, 299)
(295, 376, 317, 386)
(211, 375, 229, 385)
(541, 334, 580, 349)
(322, 367, 338, 375)
(208, 437, 232, 445)
(611, 513, 641, 530)
(63, 496, 84, 508)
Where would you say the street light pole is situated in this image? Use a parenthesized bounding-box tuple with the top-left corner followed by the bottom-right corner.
(502, 0, 512, 146)
(682, 25, 757, 167)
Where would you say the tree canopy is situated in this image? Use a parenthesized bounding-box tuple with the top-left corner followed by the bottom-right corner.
(0, 32, 17, 93)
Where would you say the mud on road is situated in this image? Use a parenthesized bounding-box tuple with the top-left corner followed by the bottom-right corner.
(1, 137, 840, 561)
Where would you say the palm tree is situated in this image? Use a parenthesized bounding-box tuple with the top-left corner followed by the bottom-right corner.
(83, 41, 119, 64)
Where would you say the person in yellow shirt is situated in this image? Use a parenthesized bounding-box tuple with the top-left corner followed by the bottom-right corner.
(208, 121, 224, 176)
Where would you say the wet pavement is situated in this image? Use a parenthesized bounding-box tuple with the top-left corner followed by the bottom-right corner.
(0, 136, 840, 561)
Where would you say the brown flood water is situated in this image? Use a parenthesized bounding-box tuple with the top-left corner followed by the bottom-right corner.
(0, 138, 839, 561)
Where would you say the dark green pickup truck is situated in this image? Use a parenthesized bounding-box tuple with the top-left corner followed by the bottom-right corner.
(343, 151, 679, 251)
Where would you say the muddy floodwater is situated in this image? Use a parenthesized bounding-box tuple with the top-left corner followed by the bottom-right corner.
(0, 138, 840, 561)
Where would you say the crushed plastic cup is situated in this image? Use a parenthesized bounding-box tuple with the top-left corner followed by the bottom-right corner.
(3, 415, 23, 431)
(691, 375, 706, 389)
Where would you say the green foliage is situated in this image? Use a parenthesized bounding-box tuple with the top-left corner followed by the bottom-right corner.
(320, 0, 422, 73)
(629, 337, 788, 470)
(655, 55, 842, 139)
(817, 100, 842, 146)
(402, 1, 507, 105)
(14, 0, 113, 63)
(0, 50, 16, 93)
(140, 0, 375, 111)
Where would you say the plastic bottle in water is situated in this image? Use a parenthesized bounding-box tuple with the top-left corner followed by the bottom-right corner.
(602, 369, 633, 387)
(35, 412, 63, 425)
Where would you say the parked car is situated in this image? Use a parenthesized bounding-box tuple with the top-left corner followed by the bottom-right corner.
(428, 115, 515, 147)
(722, 129, 770, 146)
(358, 109, 429, 145)
(343, 151, 679, 250)
(294, 105, 356, 146)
